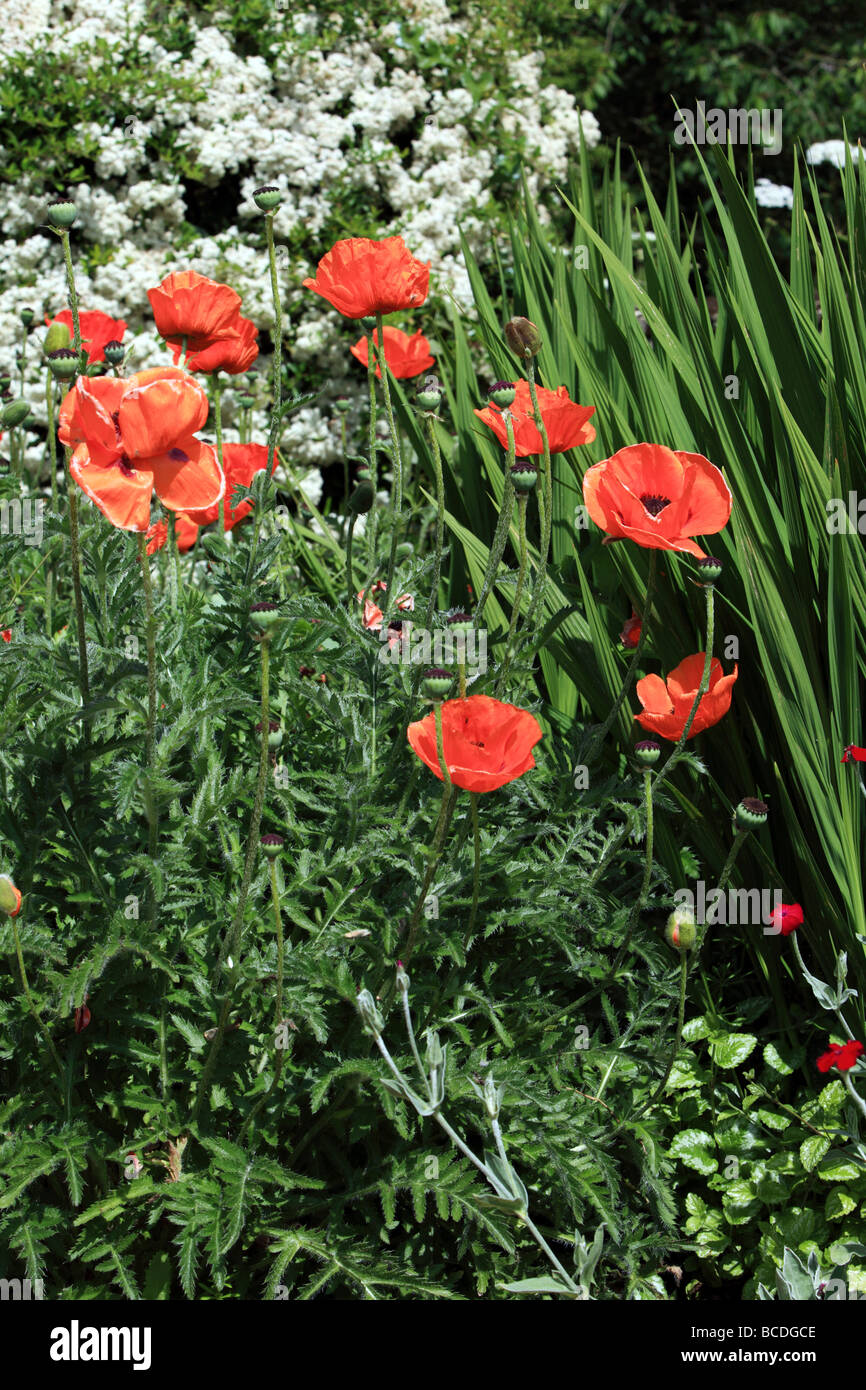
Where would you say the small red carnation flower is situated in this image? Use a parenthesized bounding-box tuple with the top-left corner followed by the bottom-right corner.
(817, 1040, 864, 1073)
(767, 902, 804, 936)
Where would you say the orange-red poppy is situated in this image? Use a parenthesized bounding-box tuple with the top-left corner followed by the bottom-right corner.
(171, 313, 258, 375)
(46, 309, 127, 365)
(147, 270, 243, 352)
(583, 444, 731, 558)
(359, 584, 414, 630)
(0, 872, 21, 916)
(146, 514, 200, 555)
(634, 652, 737, 741)
(304, 236, 430, 318)
(475, 378, 596, 455)
(407, 694, 543, 793)
(59, 368, 224, 532)
(185, 442, 275, 529)
(350, 326, 434, 380)
(1, 629, 10, 643)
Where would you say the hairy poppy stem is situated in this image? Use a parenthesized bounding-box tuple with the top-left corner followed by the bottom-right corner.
(138, 534, 159, 921)
(211, 373, 225, 534)
(239, 854, 286, 1141)
(167, 512, 181, 611)
(402, 783, 457, 970)
(12, 914, 66, 1100)
(59, 230, 81, 355)
(467, 792, 481, 940)
(495, 492, 529, 696)
(522, 360, 552, 630)
(475, 416, 517, 623)
(610, 767, 655, 971)
(193, 636, 271, 1126)
(379, 313, 405, 608)
(424, 413, 446, 633)
(66, 456, 90, 727)
(653, 582, 715, 791)
(586, 549, 658, 758)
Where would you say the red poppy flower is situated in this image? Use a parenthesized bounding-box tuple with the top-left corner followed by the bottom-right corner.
(634, 652, 738, 741)
(185, 442, 275, 529)
(171, 313, 259, 375)
(359, 585, 414, 630)
(147, 270, 243, 352)
(59, 368, 224, 532)
(767, 902, 804, 936)
(475, 378, 596, 455)
(146, 514, 200, 555)
(583, 444, 732, 558)
(407, 694, 543, 793)
(817, 1040, 864, 1073)
(303, 236, 430, 318)
(46, 309, 128, 365)
(350, 326, 434, 380)
(1, 629, 10, 643)
(842, 744, 866, 762)
(620, 611, 642, 647)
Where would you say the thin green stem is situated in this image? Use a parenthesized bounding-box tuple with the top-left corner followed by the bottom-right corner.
(138, 534, 159, 923)
(60, 231, 81, 354)
(467, 792, 481, 941)
(587, 550, 658, 758)
(475, 415, 516, 622)
(66, 458, 90, 720)
(212, 374, 225, 534)
(522, 359, 552, 631)
(12, 915, 66, 1089)
(239, 854, 286, 1141)
(610, 768, 654, 971)
(653, 583, 716, 792)
(495, 492, 529, 695)
(402, 784, 457, 970)
(378, 314, 405, 607)
(423, 413, 446, 633)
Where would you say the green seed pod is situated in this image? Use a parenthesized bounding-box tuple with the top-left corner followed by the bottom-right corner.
(510, 461, 538, 492)
(249, 600, 283, 635)
(360, 316, 377, 331)
(735, 797, 768, 829)
(236, 392, 256, 409)
(634, 739, 661, 766)
(253, 184, 282, 212)
(19, 307, 35, 327)
(348, 480, 374, 514)
(103, 340, 126, 366)
(665, 905, 697, 951)
(334, 396, 352, 414)
(447, 610, 474, 633)
(47, 198, 77, 228)
(46, 348, 79, 380)
(422, 667, 453, 699)
(697, 556, 723, 584)
(260, 833, 284, 860)
(489, 380, 516, 407)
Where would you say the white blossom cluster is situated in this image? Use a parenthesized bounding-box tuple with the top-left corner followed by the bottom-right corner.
(805, 140, 863, 169)
(753, 178, 795, 210)
(0, 0, 601, 474)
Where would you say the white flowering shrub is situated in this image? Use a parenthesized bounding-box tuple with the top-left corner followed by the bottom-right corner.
(0, 0, 601, 475)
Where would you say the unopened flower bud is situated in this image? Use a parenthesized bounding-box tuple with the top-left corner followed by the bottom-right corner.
(46, 348, 79, 380)
(665, 905, 696, 951)
(236, 391, 256, 409)
(356, 988, 384, 1037)
(348, 479, 374, 514)
(47, 197, 77, 228)
(422, 667, 453, 699)
(334, 396, 352, 414)
(0, 873, 22, 916)
(504, 316, 542, 358)
(360, 316, 377, 331)
(634, 739, 661, 766)
(489, 380, 515, 407)
(260, 833, 284, 860)
(510, 460, 538, 492)
(43, 321, 72, 355)
(103, 340, 125, 366)
(253, 184, 281, 212)
(395, 960, 410, 994)
(735, 797, 768, 829)
(1, 398, 30, 427)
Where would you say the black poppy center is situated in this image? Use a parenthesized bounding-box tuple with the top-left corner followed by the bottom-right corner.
(640, 493, 671, 517)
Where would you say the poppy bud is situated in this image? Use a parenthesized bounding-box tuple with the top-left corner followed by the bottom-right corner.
(510, 460, 538, 492)
(260, 833, 284, 860)
(395, 960, 410, 994)
(634, 739, 661, 766)
(0, 374, 10, 392)
(348, 480, 374, 514)
(103, 340, 125, 366)
(236, 392, 256, 409)
(697, 556, 723, 584)
(253, 184, 282, 212)
(735, 797, 768, 829)
(47, 197, 77, 228)
(360, 316, 377, 331)
(422, 668, 453, 698)
(334, 396, 352, 414)
(43, 321, 72, 355)
(19, 307, 35, 327)
(489, 380, 516, 407)
(665, 905, 696, 951)
(0, 873, 22, 916)
(46, 348, 79, 380)
(395, 542, 414, 560)
(1, 398, 30, 427)
(504, 316, 542, 358)
(249, 600, 283, 635)
(356, 987, 384, 1037)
